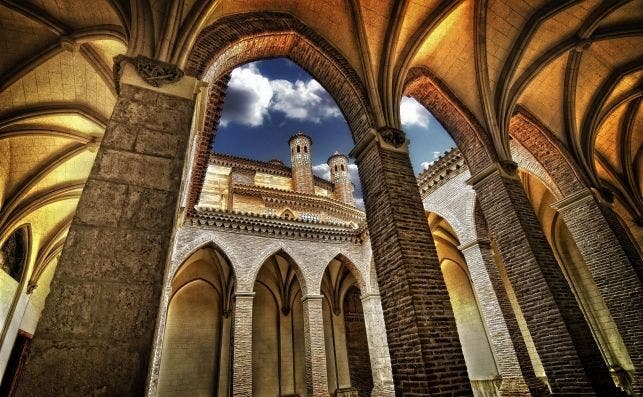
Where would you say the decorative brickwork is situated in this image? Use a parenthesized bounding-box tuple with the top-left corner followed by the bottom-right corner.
(470, 166, 621, 395)
(14, 83, 195, 396)
(356, 135, 471, 396)
(290, 133, 315, 195)
(186, 75, 230, 214)
(328, 152, 356, 206)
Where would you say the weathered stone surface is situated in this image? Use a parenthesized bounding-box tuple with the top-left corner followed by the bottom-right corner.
(95, 149, 175, 191)
(74, 180, 127, 227)
(15, 82, 195, 396)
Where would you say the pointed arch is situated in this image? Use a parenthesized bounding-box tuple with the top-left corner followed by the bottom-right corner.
(404, 67, 497, 175)
(251, 248, 308, 298)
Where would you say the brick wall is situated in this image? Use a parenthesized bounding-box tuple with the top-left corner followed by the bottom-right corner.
(356, 137, 471, 396)
(472, 168, 620, 395)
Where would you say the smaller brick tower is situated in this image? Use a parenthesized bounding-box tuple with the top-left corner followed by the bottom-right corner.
(327, 151, 355, 206)
(289, 132, 315, 194)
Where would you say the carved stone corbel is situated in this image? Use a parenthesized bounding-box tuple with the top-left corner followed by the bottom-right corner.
(113, 54, 185, 94)
(377, 126, 406, 149)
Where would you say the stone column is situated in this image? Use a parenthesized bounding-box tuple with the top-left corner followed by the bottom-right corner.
(352, 128, 471, 395)
(553, 190, 643, 394)
(232, 292, 254, 397)
(14, 59, 197, 396)
(459, 238, 545, 395)
(360, 294, 395, 397)
(302, 294, 329, 397)
(469, 163, 621, 395)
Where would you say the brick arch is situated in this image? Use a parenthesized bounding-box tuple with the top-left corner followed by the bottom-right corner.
(170, 233, 239, 282)
(186, 11, 373, 143)
(511, 139, 563, 200)
(404, 67, 497, 176)
(322, 253, 369, 296)
(250, 247, 309, 297)
(169, 241, 237, 287)
(509, 111, 589, 197)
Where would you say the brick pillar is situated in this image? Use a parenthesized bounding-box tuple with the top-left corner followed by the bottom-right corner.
(469, 163, 622, 395)
(459, 238, 546, 395)
(302, 294, 329, 397)
(352, 129, 471, 395)
(360, 294, 395, 397)
(232, 292, 254, 397)
(14, 62, 196, 396)
(553, 190, 643, 394)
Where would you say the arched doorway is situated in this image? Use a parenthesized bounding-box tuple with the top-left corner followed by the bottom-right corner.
(321, 256, 373, 396)
(427, 212, 499, 395)
(252, 251, 306, 397)
(158, 245, 235, 396)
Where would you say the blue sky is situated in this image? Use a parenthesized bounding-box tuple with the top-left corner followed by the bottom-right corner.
(213, 58, 456, 207)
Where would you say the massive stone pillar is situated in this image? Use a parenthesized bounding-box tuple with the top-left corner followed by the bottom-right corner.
(459, 238, 545, 395)
(360, 294, 395, 397)
(553, 190, 643, 394)
(14, 58, 197, 396)
(469, 163, 622, 395)
(302, 294, 330, 397)
(352, 128, 471, 395)
(232, 292, 254, 397)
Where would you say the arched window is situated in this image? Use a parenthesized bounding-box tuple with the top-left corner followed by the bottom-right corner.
(304, 146, 308, 153)
(297, 145, 300, 153)
(335, 165, 338, 172)
(0, 227, 28, 281)
(341, 164, 345, 171)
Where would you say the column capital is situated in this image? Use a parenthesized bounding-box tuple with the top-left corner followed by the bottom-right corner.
(234, 291, 256, 300)
(301, 294, 324, 303)
(552, 188, 615, 213)
(551, 189, 593, 212)
(466, 161, 519, 188)
(349, 126, 409, 160)
(458, 238, 492, 252)
(114, 54, 198, 99)
(360, 293, 382, 303)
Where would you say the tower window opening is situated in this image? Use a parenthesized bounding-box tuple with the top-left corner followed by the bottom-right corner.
(341, 164, 345, 171)
(335, 165, 338, 172)
(297, 145, 301, 153)
(304, 146, 308, 153)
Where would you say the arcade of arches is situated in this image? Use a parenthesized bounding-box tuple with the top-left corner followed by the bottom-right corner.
(0, 1, 642, 396)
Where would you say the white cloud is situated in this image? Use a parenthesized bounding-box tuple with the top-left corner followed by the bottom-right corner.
(400, 96, 430, 128)
(419, 152, 443, 170)
(220, 64, 273, 127)
(220, 62, 341, 127)
(271, 79, 341, 123)
(355, 198, 365, 210)
(312, 163, 331, 180)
